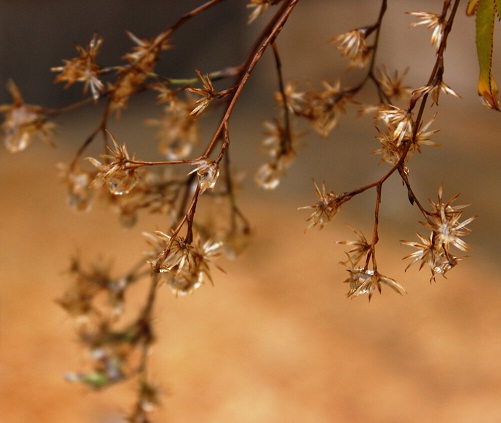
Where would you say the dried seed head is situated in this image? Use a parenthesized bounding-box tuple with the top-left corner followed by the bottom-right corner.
(298, 180, 340, 230)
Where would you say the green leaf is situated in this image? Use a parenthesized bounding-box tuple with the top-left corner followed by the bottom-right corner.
(467, 0, 480, 16)
(496, 0, 501, 20)
(473, 0, 500, 110)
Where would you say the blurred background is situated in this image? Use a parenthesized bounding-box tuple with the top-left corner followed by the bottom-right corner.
(1, 1, 501, 422)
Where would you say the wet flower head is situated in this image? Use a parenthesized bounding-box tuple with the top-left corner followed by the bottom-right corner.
(0, 80, 55, 152)
(189, 159, 220, 193)
(146, 231, 222, 296)
(58, 162, 94, 212)
(345, 267, 406, 301)
(147, 97, 200, 160)
(374, 114, 439, 166)
(87, 133, 140, 195)
(255, 118, 297, 190)
(403, 185, 475, 281)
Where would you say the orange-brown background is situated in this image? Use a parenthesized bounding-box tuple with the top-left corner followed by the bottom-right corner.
(1, 1, 501, 422)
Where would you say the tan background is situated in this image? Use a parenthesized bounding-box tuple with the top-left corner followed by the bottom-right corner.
(2, 1, 501, 422)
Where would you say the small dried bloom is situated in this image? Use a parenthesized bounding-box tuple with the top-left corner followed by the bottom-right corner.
(378, 105, 414, 146)
(186, 70, 218, 116)
(258, 119, 297, 158)
(373, 125, 402, 165)
(109, 32, 170, 113)
(123, 31, 171, 69)
(331, 28, 371, 68)
(189, 159, 220, 193)
(409, 115, 440, 152)
(402, 233, 461, 282)
(403, 185, 475, 281)
(426, 185, 475, 253)
(374, 115, 439, 165)
(254, 156, 292, 190)
(51, 34, 104, 101)
(220, 226, 252, 260)
(275, 81, 305, 114)
(411, 80, 460, 106)
(299, 80, 354, 137)
(402, 232, 460, 281)
(247, 0, 272, 24)
(255, 119, 297, 190)
(377, 66, 411, 100)
(0, 80, 55, 152)
(57, 162, 94, 212)
(146, 231, 221, 296)
(150, 82, 176, 105)
(137, 381, 163, 413)
(146, 100, 199, 160)
(56, 255, 127, 321)
(109, 69, 147, 113)
(298, 180, 341, 230)
(337, 227, 371, 266)
(87, 133, 139, 195)
(344, 267, 406, 301)
(408, 11, 445, 52)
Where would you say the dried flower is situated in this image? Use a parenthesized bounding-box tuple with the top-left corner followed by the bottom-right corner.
(146, 232, 221, 296)
(344, 267, 406, 301)
(52, 34, 104, 101)
(186, 70, 218, 116)
(108, 31, 171, 113)
(123, 31, 171, 68)
(377, 66, 411, 100)
(87, 133, 140, 195)
(402, 185, 475, 281)
(254, 118, 297, 190)
(426, 185, 475, 253)
(56, 255, 130, 320)
(255, 154, 294, 190)
(247, 0, 272, 24)
(255, 161, 282, 190)
(411, 80, 460, 106)
(146, 100, 199, 160)
(374, 114, 439, 165)
(57, 162, 94, 212)
(377, 105, 413, 145)
(258, 119, 297, 158)
(337, 227, 371, 266)
(331, 28, 371, 68)
(408, 11, 445, 52)
(109, 69, 147, 113)
(0, 80, 55, 152)
(275, 81, 305, 114)
(298, 180, 341, 229)
(298, 80, 354, 137)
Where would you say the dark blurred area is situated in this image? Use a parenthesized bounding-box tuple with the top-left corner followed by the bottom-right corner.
(0, 0, 246, 106)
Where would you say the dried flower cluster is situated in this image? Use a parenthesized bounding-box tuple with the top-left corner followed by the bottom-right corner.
(0, 0, 489, 420)
(403, 185, 475, 281)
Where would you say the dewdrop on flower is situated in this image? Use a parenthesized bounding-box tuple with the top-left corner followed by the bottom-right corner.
(189, 159, 220, 193)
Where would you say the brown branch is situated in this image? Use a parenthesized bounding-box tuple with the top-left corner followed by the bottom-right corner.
(203, 0, 300, 157)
